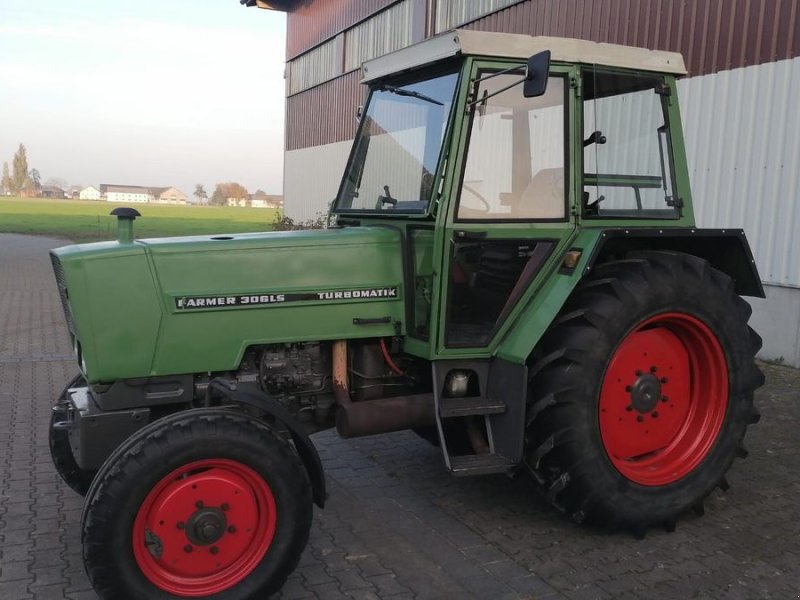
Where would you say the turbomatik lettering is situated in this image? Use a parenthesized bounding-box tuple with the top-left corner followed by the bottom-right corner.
(175, 287, 398, 310)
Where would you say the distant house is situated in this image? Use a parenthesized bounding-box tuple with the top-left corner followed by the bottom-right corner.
(40, 186, 67, 199)
(249, 191, 283, 209)
(151, 187, 188, 204)
(79, 186, 102, 201)
(101, 184, 153, 203)
(227, 197, 249, 207)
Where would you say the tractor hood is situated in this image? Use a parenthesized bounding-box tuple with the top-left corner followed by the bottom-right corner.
(51, 227, 404, 383)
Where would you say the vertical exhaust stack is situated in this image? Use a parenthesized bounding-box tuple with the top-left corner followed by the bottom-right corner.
(109, 207, 141, 244)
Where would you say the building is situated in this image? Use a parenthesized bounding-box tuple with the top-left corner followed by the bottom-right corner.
(39, 185, 66, 199)
(152, 187, 188, 204)
(79, 186, 102, 201)
(250, 0, 800, 366)
(101, 184, 153, 203)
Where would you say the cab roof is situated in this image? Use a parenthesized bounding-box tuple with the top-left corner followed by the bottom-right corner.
(362, 29, 687, 82)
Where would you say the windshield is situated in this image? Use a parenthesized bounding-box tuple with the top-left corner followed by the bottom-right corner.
(334, 69, 459, 214)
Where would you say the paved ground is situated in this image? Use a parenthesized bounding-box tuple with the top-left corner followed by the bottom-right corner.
(1, 232, 799, 600)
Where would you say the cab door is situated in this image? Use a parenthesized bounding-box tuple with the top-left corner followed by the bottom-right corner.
(434, 62, 579, 357)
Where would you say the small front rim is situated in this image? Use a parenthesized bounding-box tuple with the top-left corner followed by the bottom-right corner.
(132, 458, 277, 597)
(599, 312, 729, 486)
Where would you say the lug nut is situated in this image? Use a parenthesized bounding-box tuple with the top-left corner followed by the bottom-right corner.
(637, 415, 644, 423)
(184, 545, 193, 553)
(195, 501, 204, 509)
(635, 370, 643, 376)
(661, 395, 669, 403)
(661, 377, 669, 384)
(228, 526, 237, 534)
(177, 521, 185, 530)
(625, 385, 632, 392)
(652, 411, 659, 418)
(221, 503, 230, 511)
(650, 366, 658, 373)
(210, 546, 219, 555)
(625, 405, 633, 412)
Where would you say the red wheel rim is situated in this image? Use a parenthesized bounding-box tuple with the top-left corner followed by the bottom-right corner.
(599, 313, 729, 486)
(132, 459, 277, 597)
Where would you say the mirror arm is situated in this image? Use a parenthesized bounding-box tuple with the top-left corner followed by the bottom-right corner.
(466, 77, 525, 108)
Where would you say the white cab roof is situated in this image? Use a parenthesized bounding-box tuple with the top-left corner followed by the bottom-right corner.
(362, 29, 687, 82)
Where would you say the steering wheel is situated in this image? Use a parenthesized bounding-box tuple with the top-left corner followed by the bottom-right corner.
(461, 183, 491, 212)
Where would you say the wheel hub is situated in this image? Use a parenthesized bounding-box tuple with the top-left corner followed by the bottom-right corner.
(629, 372, 662, 413)
(132, 459, 277, 596)
(186, 507, 227, 546)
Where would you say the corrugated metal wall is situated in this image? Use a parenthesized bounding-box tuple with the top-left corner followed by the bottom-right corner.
(680, 56, 800, 288)
(287, 38, 337, 95)
(286, 0, 800, 151)
(463, 0, 800, 77)
(344, 0, 414, 72)
(286, 70, 362, 151)
(287, 0, 399, 59)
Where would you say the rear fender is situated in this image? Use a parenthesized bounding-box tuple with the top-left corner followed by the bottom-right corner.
(495, 228, 764, 365)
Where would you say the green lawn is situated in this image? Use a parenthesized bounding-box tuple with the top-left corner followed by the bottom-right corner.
(0, 197, 280, 242)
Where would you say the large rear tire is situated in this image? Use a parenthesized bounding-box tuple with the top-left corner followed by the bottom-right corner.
(50, 374, 96, 496)
(81, 408, 312, 599)
(525, 252, 763, 532)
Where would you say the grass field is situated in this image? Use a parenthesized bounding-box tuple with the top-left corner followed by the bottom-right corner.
(0, 197, 281, 242)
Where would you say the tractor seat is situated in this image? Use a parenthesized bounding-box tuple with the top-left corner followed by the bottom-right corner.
(511, 168, 565, 219)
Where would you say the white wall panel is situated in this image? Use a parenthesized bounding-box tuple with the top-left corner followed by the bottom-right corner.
(284, 140, 352, 222)
(679, 57, 800, 289)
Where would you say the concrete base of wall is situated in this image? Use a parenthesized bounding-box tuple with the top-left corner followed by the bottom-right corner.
(748, 284, 800, 367)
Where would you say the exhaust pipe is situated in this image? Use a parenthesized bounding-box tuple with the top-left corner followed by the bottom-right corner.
(331, 340, 435, 438)
(110, 207, 141, 244)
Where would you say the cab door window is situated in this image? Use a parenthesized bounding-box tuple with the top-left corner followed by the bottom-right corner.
(456, 75, 567, 221)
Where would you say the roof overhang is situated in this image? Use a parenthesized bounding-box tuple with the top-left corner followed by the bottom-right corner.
(362, 29, 687, 83)
(240, 0, 297, 11)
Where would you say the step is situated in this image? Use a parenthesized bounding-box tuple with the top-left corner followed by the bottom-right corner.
(439, 396, 506, 418)
(449, 454, 516, 477)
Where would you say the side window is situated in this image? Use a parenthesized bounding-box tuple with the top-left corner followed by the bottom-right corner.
(583, 69, 679, 218)
(457, 75, 567, 221)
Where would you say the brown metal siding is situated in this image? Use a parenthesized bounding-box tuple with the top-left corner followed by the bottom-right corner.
(463, 0, 800, 76)
(287, 0, 399, 60)
(286, 0, 800, 150)
(286, 70, 363, 150)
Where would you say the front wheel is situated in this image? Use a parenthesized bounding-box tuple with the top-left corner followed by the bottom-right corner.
(81, 408, 312, 599)
(525, 252, 763, 531)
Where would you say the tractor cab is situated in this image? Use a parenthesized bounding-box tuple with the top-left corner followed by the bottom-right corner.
(332, 30, 691, 356)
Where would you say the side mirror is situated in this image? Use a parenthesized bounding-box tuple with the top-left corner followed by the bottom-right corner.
(523, 50, 551, 98)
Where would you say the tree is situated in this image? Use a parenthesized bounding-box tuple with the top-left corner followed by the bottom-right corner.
(193, 184, 208, 204)
(211, 182, 249, 206)
(210, 187, 225, 206)
(11, 143, 29, 195)
(1, 162, 10, 195)
(30, 168, 41, 192)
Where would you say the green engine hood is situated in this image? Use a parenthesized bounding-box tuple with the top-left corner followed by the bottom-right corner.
(52, 227, 404, 383)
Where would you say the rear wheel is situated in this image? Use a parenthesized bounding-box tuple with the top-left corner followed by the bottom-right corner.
(81, 408, 312, 599)
(50, 374, 96, 496)
(525, 252, 763, 531)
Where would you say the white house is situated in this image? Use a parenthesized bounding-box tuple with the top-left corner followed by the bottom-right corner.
(79, 186, 102, 201)
(102, 185, 153, 203)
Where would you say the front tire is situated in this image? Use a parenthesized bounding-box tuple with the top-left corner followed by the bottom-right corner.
(525, 252, 763, 531)
(81, 408, 313, 599)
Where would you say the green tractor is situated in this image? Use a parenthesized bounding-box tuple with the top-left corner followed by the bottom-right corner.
(50, 30, 764, 599)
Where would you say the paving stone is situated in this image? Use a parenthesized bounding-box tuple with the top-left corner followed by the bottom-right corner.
(1, 232, 799, 600)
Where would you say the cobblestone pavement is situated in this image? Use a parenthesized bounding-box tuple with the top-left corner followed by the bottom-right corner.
(1, 232, 799, 600)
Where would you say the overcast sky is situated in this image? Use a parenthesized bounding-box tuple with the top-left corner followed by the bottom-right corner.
(0, 0, 287, 196)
